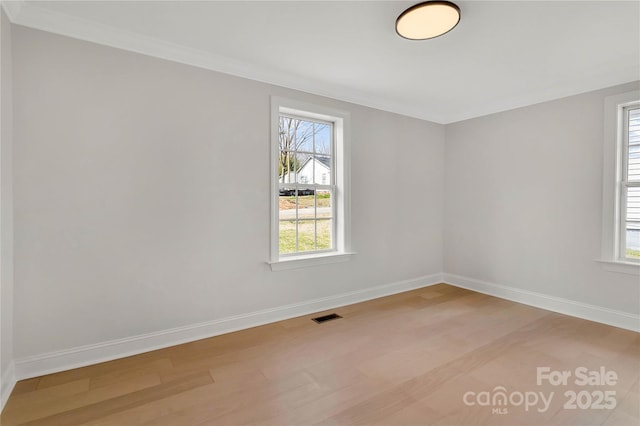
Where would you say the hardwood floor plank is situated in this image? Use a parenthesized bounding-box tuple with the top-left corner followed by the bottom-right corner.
(88, 358, 173, 389)
(256, 375, 387, 426)
(144, 370, 322, 425)
(1, 378, 92, 424)
(18, 372, 212, 426)
(314, 387, 418, 426)
(9, 378, 40, 396)
(79, 383, 221, 426)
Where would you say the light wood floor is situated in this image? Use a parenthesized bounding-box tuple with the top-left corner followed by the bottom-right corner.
(2, 284, 639, 425)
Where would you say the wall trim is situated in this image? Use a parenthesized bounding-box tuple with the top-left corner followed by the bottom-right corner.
(0, 0, 22, 22)
(0, 0, 445, 124)
(443, 273, 640, 333)
(1, 361, 16, 412)
(4, 1, 636, 124)
(14, 273, 443, 381)
(8, 273, 640, 383)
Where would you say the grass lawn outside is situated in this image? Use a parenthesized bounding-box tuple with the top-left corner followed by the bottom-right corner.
(278, 193, 333, 254)
(279, 219, 332, 254)
(626, 248, 640, 259)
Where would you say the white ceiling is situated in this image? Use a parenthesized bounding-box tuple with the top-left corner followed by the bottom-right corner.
(4, 0, 640, 123)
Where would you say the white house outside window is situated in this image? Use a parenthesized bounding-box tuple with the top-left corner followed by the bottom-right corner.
(269, 97, 352, 271)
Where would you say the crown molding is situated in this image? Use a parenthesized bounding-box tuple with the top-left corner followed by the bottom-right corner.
(1, 0, 23, 21)
(1, 0, 448, 124)
(2, 1, 637, 125)
(444, 66, 640, 124)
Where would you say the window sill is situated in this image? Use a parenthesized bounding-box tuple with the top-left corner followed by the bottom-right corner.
(596, 259, 640, 275)
(268, 252, 355, 271)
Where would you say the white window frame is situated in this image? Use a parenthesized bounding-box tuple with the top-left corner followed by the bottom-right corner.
(268, 97, 352, 271)
(599, 90, 640, 275)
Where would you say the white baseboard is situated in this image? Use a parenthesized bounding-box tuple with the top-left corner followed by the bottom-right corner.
(14, 273, 443, 381)
(1, 361, 16, 412)
(9, 272, 639, 384)
(443, 273, 640, 333)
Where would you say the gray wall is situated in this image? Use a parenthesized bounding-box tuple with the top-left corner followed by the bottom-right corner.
(7, 21, 639, 368)
(12, 26, 445, 358)
(1, 8, 14, 401)
(444, 82, 640, 314)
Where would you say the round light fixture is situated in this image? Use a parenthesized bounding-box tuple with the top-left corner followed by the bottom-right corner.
(396, 1, 460, 40)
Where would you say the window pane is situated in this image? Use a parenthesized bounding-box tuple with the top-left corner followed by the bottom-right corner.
(279, 151, 297, 184)
(279, 117, 307, 152)
(625, 187, 640, 259)
(313, 155, 332, 185)
(314, 123, 331, 155)
(278, 188, 297, 253)
(297, 220, 316, 252)
(630, 145, 640, 182)
(278, 188, 334, 255)
(627, 187, 640, 222)
(295, 153, 313, 184)
(316, 219, 333, 250)
(279, 188, 297, 221)
(278, 189, 333, 255)
(316, 190, 332, 219)
(297, 189, 316, 220)
(295, 120, 315, 153)
(279, 220, 296, 254)
(626, 224, 640, 260)
(629, 108, 640, 182)
(280, 116, 333, 154)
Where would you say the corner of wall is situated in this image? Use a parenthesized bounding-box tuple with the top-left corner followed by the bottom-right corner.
(443, 273, 640, 333)
(0, 361, 15, 411)
(0, 5, 15, 413)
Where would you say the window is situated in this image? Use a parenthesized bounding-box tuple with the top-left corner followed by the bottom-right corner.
(622, 106, 640, 261)
(601, 91, 640, 273)
(269, 97, 351, 270)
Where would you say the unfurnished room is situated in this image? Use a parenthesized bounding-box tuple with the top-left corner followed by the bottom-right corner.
(0, 1, 639, 425)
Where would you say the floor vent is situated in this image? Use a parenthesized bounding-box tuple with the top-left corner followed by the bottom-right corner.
(312, 313, 342, 323)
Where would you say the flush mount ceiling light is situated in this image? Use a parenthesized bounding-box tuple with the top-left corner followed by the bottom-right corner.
(396, 1, 461, 40)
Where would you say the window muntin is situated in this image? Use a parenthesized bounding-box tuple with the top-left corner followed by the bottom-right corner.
(278, 114, 336, 256)
(622, 106, 640, 261)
